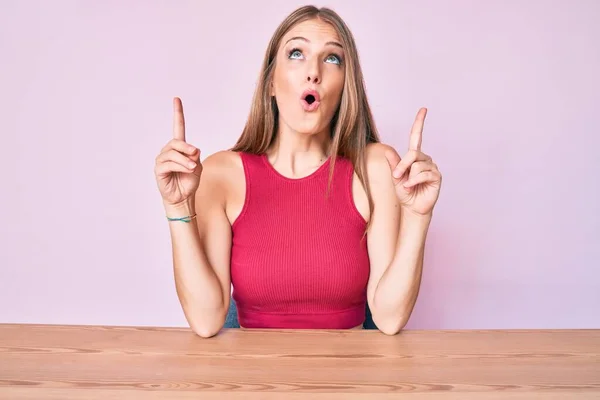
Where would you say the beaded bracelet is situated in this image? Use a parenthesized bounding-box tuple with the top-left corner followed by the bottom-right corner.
(166, 213, 197, 223)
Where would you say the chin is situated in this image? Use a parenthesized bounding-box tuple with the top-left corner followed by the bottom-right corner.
(279, 109, 331, 136)
(295, 125, 321, 135)
(293, 116, 330, 136)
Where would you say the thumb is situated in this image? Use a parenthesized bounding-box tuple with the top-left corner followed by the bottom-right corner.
(384, 147, 409, 185)
(192, 147, 201, 163)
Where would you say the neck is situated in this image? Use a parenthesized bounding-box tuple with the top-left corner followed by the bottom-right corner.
(266, 123, 332, 177)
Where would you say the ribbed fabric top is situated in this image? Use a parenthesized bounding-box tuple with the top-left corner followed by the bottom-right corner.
(230, 152, 370, 329)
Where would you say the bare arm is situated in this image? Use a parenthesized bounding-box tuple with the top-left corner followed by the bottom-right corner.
(363, 143, 404, 334)
(364, 143, 431, 335)
(365, 108, 442, 335)
(155, 98, 233, 338)
(167, 152, 233, 338)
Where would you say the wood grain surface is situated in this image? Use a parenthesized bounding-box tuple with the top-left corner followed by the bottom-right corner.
(1, 324, 598, 399)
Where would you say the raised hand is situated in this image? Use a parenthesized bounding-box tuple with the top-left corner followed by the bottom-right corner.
(384, 108, 442, 216)
(154, 97, 202, 208)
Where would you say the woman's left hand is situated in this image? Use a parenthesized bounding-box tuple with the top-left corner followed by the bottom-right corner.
(385, 108, 442, 216)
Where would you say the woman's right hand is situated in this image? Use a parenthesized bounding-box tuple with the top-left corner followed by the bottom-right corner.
(154, 97, 202, 208)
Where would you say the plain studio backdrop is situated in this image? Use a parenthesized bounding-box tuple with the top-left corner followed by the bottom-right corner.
(0, 0, 598, 329)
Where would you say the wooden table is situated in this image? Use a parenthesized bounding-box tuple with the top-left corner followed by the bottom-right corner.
(1, 324, 598, 399)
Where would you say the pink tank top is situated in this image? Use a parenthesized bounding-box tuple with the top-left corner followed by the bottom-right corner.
(230, 152, 370, 329)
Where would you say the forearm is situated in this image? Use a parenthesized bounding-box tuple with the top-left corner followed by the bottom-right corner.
(373, 209, 431, 334)
(165, 200, 226, 337)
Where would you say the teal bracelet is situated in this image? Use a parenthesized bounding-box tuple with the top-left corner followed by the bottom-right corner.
(166, 213, 197, 223)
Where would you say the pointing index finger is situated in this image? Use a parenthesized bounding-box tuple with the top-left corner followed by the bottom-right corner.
(409, 107, 427, 151)
(173, 97, 186, 142)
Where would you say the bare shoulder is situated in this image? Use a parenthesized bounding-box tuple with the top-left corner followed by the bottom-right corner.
(363, 142, 399, 187)
(365, 141, 397, 158)
(199, 150, 244, 189)
(199, 150, 246, 225)
(201, 150, 243, 175)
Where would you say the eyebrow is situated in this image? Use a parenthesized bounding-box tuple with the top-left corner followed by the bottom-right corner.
(284, 36, 343, 49)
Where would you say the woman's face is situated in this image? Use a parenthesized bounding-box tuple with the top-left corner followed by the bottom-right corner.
(271, 18, 345, 136)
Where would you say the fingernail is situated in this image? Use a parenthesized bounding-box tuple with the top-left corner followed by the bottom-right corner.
(393, 170, 401, 178)
(188, 162, 196, 168)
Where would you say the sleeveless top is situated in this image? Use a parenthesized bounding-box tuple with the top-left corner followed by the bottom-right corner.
(230, 152, 370, 329)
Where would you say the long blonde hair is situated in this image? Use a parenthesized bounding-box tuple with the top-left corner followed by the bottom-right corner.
(230, 5, 380, 232)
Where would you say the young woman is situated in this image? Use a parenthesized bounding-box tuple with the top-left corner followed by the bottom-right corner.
(154, 6, 442, 337)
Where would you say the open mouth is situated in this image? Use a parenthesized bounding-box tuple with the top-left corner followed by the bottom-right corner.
(301, 89, 321, 111)
(304, 94, 316, 105)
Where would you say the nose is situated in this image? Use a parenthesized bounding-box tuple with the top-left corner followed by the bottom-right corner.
(306, 74, 320, 84)
(306, 60, 320, 84)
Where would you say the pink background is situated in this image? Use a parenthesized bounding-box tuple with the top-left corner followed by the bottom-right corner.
(1, 0, 598, 329)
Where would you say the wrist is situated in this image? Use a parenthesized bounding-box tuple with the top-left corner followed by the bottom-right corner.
(164, 198, 196, 218)
(400, 207, 432, 225)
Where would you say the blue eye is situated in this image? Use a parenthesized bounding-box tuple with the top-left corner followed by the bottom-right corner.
(288, 49, 303, 59)
(287, 48, 343, 66)
(326, 54, 341, 65)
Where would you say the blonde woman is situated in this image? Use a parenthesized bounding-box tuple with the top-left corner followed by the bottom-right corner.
(154, 5, 442, 337)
